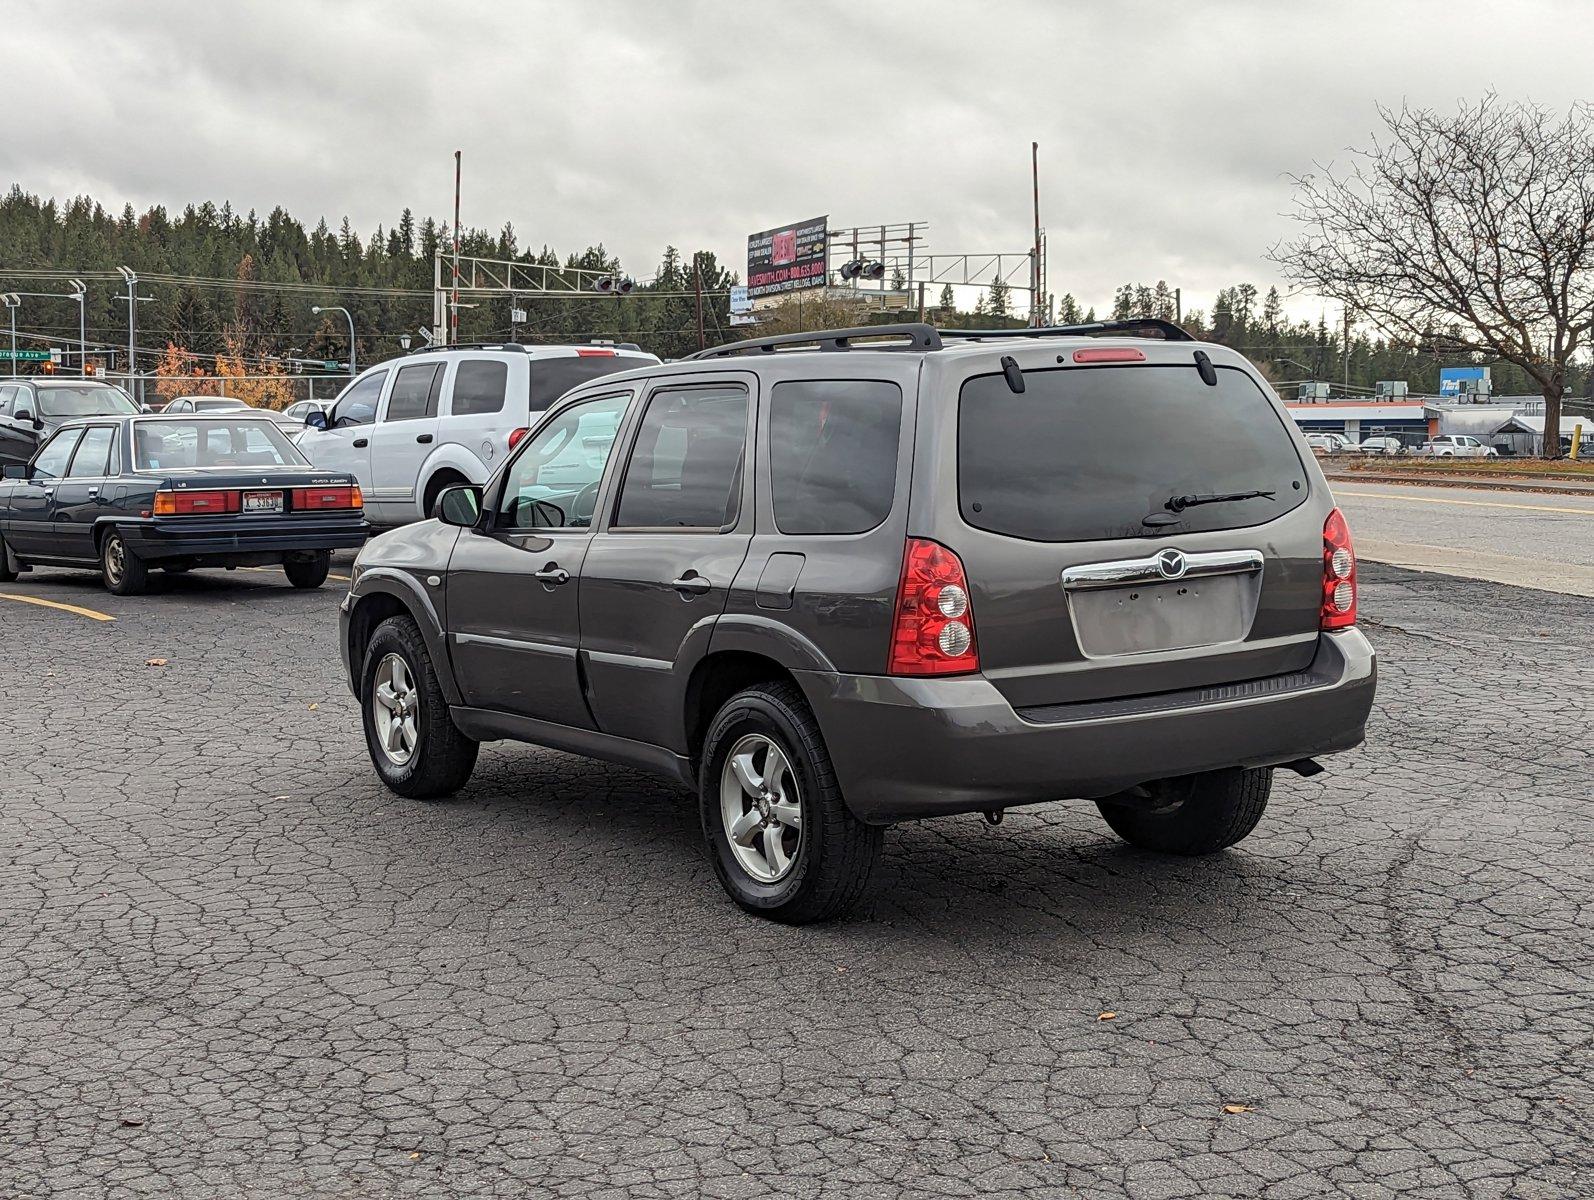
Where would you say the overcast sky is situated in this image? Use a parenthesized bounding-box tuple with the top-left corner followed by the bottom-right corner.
(8, 0, 1593, 320)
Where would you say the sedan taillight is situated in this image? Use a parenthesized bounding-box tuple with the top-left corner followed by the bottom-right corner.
(152, 489, 239, 515)
(293, 485, 363, 510)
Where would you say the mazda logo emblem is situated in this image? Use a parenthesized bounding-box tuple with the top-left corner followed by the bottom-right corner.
(1155, 548, 1187, 579)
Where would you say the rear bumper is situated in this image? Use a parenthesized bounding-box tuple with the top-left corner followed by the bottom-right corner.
(797, 628, 1377, 824)
(119, 515, 370, 561)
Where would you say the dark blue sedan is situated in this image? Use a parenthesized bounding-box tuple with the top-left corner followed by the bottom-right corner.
(0, 413, 369, 595)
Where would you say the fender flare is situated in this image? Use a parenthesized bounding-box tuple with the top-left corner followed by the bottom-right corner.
(345, 568, 464, 706)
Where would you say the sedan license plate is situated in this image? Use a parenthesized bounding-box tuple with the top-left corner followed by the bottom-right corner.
(243, 490, 283, 514)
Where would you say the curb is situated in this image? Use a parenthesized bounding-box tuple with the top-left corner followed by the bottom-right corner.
(1324, 470, 1594, 497)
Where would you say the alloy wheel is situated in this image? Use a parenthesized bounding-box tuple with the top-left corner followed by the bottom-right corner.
(371, 652, 420, 766)
(719, 733, 803, 883)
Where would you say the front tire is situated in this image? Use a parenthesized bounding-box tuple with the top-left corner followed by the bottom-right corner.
(700, 681, 881, 923)
(284, 551, 331, 589)
(1097, 767, 1272, 855)
(361, 615, 478, 799)
(101, 529, 148, 596)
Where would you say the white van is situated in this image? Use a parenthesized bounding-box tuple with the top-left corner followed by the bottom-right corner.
(298, 343, 658, 526)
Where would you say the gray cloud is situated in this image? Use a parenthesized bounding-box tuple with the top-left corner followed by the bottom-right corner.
(7, 0, 1593, 319)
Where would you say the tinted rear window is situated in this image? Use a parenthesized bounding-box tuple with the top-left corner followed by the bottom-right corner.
(452, 361, 508, 416)
(529, 355, 645, 412)
(958, 365, 1308, 542)
(770, 380, 901, 534)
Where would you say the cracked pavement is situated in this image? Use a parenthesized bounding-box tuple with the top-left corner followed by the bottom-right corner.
(1, 560, 1589, 1198)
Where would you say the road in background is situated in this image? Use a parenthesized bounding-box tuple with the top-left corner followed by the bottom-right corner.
(1333, 481, 1594, 596)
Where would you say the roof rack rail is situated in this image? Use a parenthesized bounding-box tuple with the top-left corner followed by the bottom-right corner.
(410, 340, 648, 356)
(937, 319, 1195, 343)
(684, 322, 943, 360)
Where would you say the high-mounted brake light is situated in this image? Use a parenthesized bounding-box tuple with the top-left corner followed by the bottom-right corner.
(1073, 347, 1146, 364)
(508, 427, 530, 449)
(575, 348, 616, 357)
(152, 489, 239, 515)
(889, 539, 979, 676)
(1321, 507, 1357, 630)
(293, 485, 362, 510)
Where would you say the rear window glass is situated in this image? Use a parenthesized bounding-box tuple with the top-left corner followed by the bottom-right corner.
(959, 365, 1308, 542)
(770, 380, 902, 534)
(529, 355, 645, 412)
(452, 361, 508, 416)
(133, 420, 307, 470)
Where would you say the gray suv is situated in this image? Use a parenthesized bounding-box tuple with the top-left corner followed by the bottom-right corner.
(339, 321, 1376, 922)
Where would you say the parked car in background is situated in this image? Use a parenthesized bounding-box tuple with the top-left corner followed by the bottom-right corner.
(282, 399, 332, 423)
(163, 395, 304, 434)
(1355, 436, 1405, 455)
(1304, 431, 1353, 452)
(1418, 434, 1498, 458)
(297, 342, 660, 527)
(0, 379, 139, 473)
(0, 413, 368, 595)
(338, 320, 1376, 922)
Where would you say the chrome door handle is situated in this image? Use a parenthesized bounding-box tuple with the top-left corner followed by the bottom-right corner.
(88, 487, 99, 496)
(671, 574, 712, 596)
(532, 565, 570, 585)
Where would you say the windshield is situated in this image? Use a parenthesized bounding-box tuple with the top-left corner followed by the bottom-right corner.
(132, 419, 307, 470)
(36, 386, 138, 418)
(958, 364, 1309, 542)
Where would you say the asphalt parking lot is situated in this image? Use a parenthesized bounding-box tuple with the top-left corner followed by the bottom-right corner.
(2, 556, 1589, 1199)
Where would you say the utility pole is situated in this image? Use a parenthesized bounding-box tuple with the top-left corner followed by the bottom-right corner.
(451, 150, 462, 346)
(1175, 287, 1182, 325)
(2, 295, 17, 379)
(693, 253, 706, 352)
(117, 267, 139, 403)
(1031, 141, 1043, 327)
(1343, 306, 1352, 392)
(70, 280, 87, 376)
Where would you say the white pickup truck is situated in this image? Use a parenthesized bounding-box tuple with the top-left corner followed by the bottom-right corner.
(1417, 435, 1498, 458)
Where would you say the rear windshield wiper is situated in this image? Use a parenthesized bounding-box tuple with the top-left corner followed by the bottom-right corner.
(1164, 489, 1275, 513)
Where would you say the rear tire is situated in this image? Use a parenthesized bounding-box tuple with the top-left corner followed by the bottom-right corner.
(284, 552, 331, 589)
(0, 531, 17, 583)
(1096, 767, 1272, 856)
(100, 529, 148, 596)
(361, 615, 478, 799)
(700, 681, 882, 923)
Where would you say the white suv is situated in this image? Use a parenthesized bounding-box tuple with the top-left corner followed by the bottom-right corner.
(298, 343, 658, 526)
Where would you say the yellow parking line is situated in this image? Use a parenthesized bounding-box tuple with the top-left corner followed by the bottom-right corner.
(0, 593, 116, 622)
(1333, 489, 1594, 516)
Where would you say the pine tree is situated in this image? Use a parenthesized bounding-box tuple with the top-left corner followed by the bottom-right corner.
(939, 284, 955, 312)
(989, 277, 1010, 317)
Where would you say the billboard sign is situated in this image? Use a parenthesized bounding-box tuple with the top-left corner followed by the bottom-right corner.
(1439, 366, 1489, 396)
(747, 215, 828, 299)
(729, 285, 751, 314)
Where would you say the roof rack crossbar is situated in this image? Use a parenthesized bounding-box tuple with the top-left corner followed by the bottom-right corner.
(937, 319, 1195, 343)
(684, 322, 943, 360)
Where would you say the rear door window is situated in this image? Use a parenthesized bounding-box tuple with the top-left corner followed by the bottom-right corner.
(66, 426, 115, 476)
(451, 361, 508, 416)
(959, 365, 1308, 542)
(614, 385, 748, 529)
(770, 380, 901, 534)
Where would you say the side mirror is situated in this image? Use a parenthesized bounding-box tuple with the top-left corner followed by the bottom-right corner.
(2, 464, 26, 480)
(435, 484, 483, 527)
(304, 410, 329, 431)
(14, 408, 34, 425)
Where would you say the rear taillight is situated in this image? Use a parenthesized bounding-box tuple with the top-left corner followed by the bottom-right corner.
(152, 489, 239, 515)
(293, 485, 362, 510)
(576, 348, 616, 357)
(1321, 507, 1357, 630)
(508, 427, 530, 449)
(889, 538, 979, 676)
